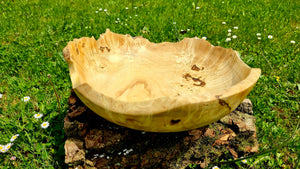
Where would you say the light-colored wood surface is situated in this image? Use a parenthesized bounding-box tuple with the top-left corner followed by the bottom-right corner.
(63, 29, 261, 132)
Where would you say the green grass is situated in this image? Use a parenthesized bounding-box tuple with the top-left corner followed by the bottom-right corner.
(0, 0, 299, 168)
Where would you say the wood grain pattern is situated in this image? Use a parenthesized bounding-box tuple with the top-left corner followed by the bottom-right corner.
(63, 29, 261, 132)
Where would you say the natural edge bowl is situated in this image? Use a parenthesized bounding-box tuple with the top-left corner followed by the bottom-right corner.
(63, 29, 261, 132)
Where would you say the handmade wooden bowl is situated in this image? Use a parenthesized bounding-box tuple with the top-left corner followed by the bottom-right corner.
(63, 29, 261, 132)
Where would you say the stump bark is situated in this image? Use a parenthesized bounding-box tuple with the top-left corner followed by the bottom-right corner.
(64, 90, 258, 169)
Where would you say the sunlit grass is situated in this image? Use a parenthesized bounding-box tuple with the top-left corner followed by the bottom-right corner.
(0, 0, 299, 168)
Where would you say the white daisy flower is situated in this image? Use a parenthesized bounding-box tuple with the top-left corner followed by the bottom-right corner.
(99, 8, 102, 11)
(225, 37, 231, 42)
(173, 22, 176, 25)
(290, 40, 295, 44)
(222, 22, 226, 25)
(41, 121, 50, 129)
(34, 113, 43, 119)
(258, 37, 261, 40)
(0, 93, 2, 99)
(95, 11, 98, 13)
(241, 156, 247, 164)
(202, 37, 207, 40)
(241, 158, 247, 163)
(134, 7, 137, 9)
(227, 33, 232, 36)
(232, 35, 237, 39)
(104, 9, 107, 12)
(212, 166, 220, 169)
(268, 35, 273, 39)
(256, 33, 261, 36)
(22, 96, 30, 102)
(10, 134, 19, 142)
(0, 144, 5, 152)
(5, 143, 13, 150)
(125, 7, 129, 10)
(234, 26, 238, 29)
(228, 29, 232, 32)
(0, 147, 7, 153)
(196, 6, 200, 10)
(187, 29, 191, 31)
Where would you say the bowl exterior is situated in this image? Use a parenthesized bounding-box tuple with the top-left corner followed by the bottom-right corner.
(73, 75, 259, 132)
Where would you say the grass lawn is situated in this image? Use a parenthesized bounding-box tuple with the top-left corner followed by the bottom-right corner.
(0, 0, 299, 168)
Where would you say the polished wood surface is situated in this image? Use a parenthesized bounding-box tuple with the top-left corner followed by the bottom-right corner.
(63, 29, 261, 132)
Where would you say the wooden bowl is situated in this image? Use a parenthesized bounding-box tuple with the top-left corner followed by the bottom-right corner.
(63, 29, 261, 132)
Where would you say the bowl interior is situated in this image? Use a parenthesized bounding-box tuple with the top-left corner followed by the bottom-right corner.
(70, 31, 251, 103)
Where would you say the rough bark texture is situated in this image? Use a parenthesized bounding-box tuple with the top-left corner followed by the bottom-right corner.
(64, 90, 258, 169)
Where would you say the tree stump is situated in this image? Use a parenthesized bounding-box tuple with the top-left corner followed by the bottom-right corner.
(64, 90, 259, 169)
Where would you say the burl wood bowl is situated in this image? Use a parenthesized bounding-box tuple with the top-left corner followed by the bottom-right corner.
(63, 29, 261, 132)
